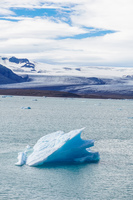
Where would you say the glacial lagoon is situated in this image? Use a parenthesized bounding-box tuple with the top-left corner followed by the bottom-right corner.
(0, 96, 133, 200)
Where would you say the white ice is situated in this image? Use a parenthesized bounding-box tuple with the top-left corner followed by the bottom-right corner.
(15, 152, 27, 166)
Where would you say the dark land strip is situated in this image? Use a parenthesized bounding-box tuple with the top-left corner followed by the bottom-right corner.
(0, 88, 133, 99)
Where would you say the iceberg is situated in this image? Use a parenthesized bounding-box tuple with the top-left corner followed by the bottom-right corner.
(16, 128, 100, 167)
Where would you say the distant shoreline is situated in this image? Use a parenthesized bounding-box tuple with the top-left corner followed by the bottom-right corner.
(0, 88, 133, 99)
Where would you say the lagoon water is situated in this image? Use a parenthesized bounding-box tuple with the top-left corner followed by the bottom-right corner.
(0, 96, 133, 200)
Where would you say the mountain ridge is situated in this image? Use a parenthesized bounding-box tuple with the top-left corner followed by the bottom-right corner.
(0, 64, 29, 84)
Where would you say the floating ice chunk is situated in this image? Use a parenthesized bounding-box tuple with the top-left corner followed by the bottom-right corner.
(24, 145, 33, 153)
(15, 145, 33, 166)
(15, 152, 27, 166)
(1, 95, 13, 98)
(21, 106, 31, 109)
(26, 128, 100, 167)
(26, 145, 31, 149)
(15, 129, 100, 167)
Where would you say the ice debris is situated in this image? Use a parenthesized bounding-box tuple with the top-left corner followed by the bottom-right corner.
(15, 152, 27, 166)
(15, 128, 100, 167)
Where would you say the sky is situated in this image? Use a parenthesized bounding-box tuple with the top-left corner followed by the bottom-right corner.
(0, 0, 133, 67)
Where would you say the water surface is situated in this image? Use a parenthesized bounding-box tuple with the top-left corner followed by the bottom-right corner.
(0, 96, 133, 200)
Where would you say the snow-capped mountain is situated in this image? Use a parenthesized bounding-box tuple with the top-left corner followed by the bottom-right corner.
(0, 56, 133, 96)
(1, 56, 133, 78)
(0, 56, 36, 74)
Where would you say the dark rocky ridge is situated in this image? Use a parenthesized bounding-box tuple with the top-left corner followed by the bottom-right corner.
(8, 56, 35, 70)
(21, 62, 35, 69)
(9, 56, 29, 64)
(0, 64, 29, 84)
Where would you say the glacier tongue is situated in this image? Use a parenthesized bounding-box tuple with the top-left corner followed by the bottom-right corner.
(15, 128, 100, 167)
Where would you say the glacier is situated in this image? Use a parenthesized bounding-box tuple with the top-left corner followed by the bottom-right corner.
(1, 56, 133, 98)
(15, 128, 100, 167)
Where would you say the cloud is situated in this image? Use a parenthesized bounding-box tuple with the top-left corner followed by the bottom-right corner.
(71, 0, 133, 31)
(0, 8, 15, 16)
(0, 0, 78, 10)
(0, 16, 87, 39)
(0, 0, 133, 67)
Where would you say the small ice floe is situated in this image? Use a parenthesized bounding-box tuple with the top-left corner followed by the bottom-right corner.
(81, 100, 86, 103)
(128, 117, 133, 119)
(15, 128, 100, 167)
(15, 145, 33, 166)
(24, 145, 33, 156)
(25, 145, 31, 150)
(2, 95, 13, 98)
(15, 152, 27, 166)
(21, 107, 31, 109)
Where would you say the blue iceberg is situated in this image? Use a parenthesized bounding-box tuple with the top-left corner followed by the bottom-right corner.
(16, 128, 100, 167)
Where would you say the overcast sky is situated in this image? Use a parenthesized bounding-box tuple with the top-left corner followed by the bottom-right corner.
(0, 0, 133, 67)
